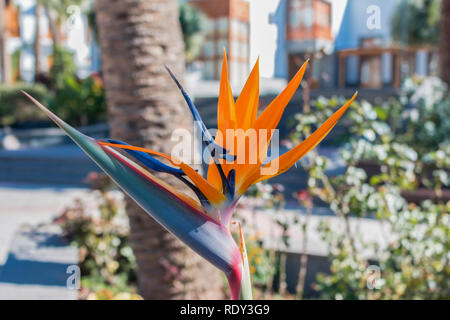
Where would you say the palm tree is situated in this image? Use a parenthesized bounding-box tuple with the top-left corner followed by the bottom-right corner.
(34, 2, 42, 79)
(441, 0, 450, 83)
(39, 0, 83, 47)
(0, 0, 9, 82)
(391, 0, 441, 46)
(95, 0, 224, 299)
(179, 2, 204, 64)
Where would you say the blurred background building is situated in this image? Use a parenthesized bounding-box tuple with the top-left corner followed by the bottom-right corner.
(190, 0, 250, 85)
(0, 0, 441, 91)
(335, 0, 438, 89)
(1, 0, 95, 83)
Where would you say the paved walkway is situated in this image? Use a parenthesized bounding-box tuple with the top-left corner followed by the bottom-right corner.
(239, 208, 391, 259)
(0, 184, 95, 299)
(0, 183, 391, 299)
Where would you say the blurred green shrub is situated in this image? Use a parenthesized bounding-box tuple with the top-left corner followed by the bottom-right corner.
(49, 45, 78, 91)
(245, 235, 276, 291)
(86, 289, 142, 300)
(48, 44, 106, 126)
(291, 76, 449, 300)
(392, 0, 441, 46)
(0, 83, 51, 126)
(55, 172, 138, 299)
(179, 2, 204, 63)
(399, 76, 450, 153)
(237, 182, 287, 298)
(50, 74, 107, 127)
(1, 45, 107, 128)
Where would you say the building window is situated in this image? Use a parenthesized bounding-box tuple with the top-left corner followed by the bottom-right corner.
(203, 18, 215, 34)
(231, 19, 239, 37)
(217, 60, 223, 80)
(288, 11, 300, 28)
(300, 6, 314, 28)
(217, 18, 228, 36)
(203, 40, 214, 58)
(240, 20, 249, 38)
(242, 62, 248, 77)
(240, 42, 248, 59)
(203, 61, 215, 80)
(231, 60, 239, 84)
(231, 40, 240, 58)
(316, 11, 329, 27)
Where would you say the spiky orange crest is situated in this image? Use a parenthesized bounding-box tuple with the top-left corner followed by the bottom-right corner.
(99, 52, 357, 223)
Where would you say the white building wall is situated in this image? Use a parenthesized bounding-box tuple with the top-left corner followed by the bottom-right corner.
(250, 0, 349, 80)
(249, 0, 282, 79)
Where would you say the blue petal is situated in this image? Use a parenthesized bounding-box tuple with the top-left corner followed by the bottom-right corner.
(104, 139, 184, 175)
(165, 66, 235, 162)
(227, 169, 235, 198)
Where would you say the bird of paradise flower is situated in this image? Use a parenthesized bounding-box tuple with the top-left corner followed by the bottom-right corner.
(23, 51, 357, 300)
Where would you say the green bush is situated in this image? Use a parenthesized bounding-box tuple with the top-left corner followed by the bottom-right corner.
(50, 45, 78, 91)
(0, 83, 51, 126)
(399, 76, 450, 153)
(1, 45, 107, 128)
(291, 77, 449, 300)
(50, 75, 107, 127)
(48, 45, 107, 127)
(55, 173, 138, 298)
(179, 3, 204, 63)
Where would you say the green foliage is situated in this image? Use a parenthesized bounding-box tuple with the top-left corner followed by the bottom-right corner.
(238, 182, 287, 298)
(39, 0, 83, 24)
(48, 45, 107, 126)
(55, 173, 138, 298)
(49, 74, 107, 126)
(245, 183, 286, 210)
(392, 0, 441, 45)
(246, 236, 276, 290)
(315, 200, 449, 300)
(0, 83, 51, 126)
(10, 48, 22, 82)
(0, 45, 106, 128)
(49, 45, 77, 91)
(399, 76, 450, 153)
(291, 76, 450, 299)
(179, 2, 204, 63)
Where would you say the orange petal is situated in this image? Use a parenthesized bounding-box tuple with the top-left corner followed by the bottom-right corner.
(179, 162, 227, 207)
(235, 58, 259, 130)
(207, 159, 224, 192)
(239, 92, 358, 193)
(231, 59, 260, 186)
(235, 60, 309, 189)
(217, 49, 236, 134)
(208, 50, 237, 190)
(254, 59, 309, 145)
(100, 142, 227, 207)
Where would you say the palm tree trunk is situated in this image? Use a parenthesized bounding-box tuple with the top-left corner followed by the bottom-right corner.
(95, 0, 225, 299)
(441, 0, 450, 83)
(43, 4, 59, 48)
(0, 0, 8, 82)
(34, 2, 42, 79)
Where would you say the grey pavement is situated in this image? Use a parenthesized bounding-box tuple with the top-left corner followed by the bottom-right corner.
(0, 185, 95, 299)
(239, 208, 392, 259)
(0, 182, 391, 299)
